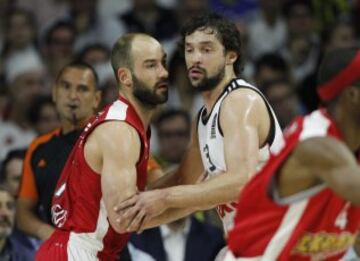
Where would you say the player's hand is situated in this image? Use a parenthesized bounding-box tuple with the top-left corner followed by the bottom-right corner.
(114, 189, 169, 232)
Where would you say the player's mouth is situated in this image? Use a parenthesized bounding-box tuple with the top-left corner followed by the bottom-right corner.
(189, 67, 205, 79)
(156, 81, 168, 90)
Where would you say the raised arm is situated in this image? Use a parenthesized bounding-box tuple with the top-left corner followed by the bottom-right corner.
(278, 136, 360, 204)
(86, 121, 141, 233)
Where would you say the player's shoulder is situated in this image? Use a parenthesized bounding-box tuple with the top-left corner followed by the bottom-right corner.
(294, 136, 354, 167)
(222, 85, 266, 115)
(92, 120, 139, 144)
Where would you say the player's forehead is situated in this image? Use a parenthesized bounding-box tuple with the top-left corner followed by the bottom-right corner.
(132, 35, 166, 63)
(185, 27, 222, 47)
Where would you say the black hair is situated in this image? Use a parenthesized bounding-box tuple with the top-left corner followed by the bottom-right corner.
(181, 12, 243, 76)
(154, 108, 191, 131)
(282, 0, 314, 19)
(318, 47, 359, 85)
(44, 20, 76, 46)
(55, 61, 99, 88)
(76, 43, 110, 63)
(254, 53, 289, 77)
(0, 149, 26, 183)
(317, 47, 359, 107)
(28, 95, 55, 125)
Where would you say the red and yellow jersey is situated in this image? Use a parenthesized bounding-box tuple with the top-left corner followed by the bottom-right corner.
(228, 109, 360, 261)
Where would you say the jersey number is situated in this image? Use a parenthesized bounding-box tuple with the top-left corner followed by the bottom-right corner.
(203, 144, 216, 171)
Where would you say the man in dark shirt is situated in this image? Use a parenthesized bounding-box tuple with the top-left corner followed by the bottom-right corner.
(16, 62, 101, 240)
(0, 184, 34, 260)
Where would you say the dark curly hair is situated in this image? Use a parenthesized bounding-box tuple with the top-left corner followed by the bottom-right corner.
(180, 12, 243, 76)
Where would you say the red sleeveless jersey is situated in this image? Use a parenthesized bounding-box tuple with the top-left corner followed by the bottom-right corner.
(48, 96, 149, 259)
(227, 109, 360, 261)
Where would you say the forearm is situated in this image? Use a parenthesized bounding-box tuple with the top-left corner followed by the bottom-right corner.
(163, 173, 246, 210)
(142, 208, 195, 229)
(17, 207, 54, 240)
(147, 168, 180, 189)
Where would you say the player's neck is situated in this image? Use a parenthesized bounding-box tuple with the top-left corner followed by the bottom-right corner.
(122, 93, 154, 130)
(201, 69, 236, 112)
(334, 108, 360, 153)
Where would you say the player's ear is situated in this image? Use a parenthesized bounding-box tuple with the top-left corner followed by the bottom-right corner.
(345, 86, 360, 104)
(226, 51, 238, 65)
(117, 68, 132, 87)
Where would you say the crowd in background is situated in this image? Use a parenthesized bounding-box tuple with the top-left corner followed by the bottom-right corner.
(0, 0, 359, 260)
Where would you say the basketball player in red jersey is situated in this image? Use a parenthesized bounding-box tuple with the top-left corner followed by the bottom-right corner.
(114, 13, 283, 238)
(35, 33, 168, 260)
(224, 47, 360, 260)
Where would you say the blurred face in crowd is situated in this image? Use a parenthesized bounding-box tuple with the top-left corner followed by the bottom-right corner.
(287, 4, 314, 37)
(328, 24, 357, 50)
(6, 11, 35, 50)
(53, 67, 100, 126)
(82, 48, 109, 66)
(265, 81, 301, 128)
(185, 28, 227, 92)
(3, 158, 23, 197)
(47, 27, 75, 60)
(10, 71, 45, 110)
(0, 190, 15, 238)
(255, 67, 285, 89)
(130, 36, 169, 106)
(36, 103, 60, 135)
(157, 115, 191, 163)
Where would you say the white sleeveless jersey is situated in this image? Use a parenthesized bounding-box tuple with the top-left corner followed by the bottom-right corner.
(197, 78, 284, 233)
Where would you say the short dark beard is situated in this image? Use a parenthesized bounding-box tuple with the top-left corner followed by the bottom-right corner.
(193, 66, 225, 92)
(132, 74, 168, 107)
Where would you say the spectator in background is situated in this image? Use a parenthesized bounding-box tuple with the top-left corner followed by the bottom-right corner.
(247, 0, 286, 60)
(153, 109, 191, 170)
(253, 53, 290, 89)
(0, 50, 46, 161)
(54, 0, 123, 52)
(131, 108, 225, 261)
(323, 19, 357, 51)
(16, 62, 100, 241)
(0, 149, 26, 197)
(41, 21, 76, 84)
(77, 43, 110, 66)
(119, 0, 179, 43)
(262, 79, 304, 129)
(0, 149, 38, 259)
(1, 8, 38, 60)
(282, 0, 320, 85)
(0, 0, 14, 52)
(0, 185, 35, 260)
(28, 96, 60, 135)
(166, 49, 203, 117)
(177, 0, 209, 27)
(93, 62, 118, 108)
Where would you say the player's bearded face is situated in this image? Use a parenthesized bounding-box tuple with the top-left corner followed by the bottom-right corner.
(132, 73, 168, 106)
(188, 63, 225, 92)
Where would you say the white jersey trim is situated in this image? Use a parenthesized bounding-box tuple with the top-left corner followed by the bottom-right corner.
(106, 100, 128, 121)
(68, 199, 109, 255)
(262, 200, 309, 260)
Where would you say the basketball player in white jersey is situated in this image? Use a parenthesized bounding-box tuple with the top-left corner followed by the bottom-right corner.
(114, 13, 284, 234)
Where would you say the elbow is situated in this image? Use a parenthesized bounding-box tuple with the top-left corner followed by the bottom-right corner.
(108, 219, 128, 234)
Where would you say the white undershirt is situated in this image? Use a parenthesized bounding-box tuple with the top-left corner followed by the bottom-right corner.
(160, 218, 191, 261)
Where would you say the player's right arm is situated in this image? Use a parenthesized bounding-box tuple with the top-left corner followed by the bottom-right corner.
(278, 137, 360, 204)
(85, 121, 141, 234)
